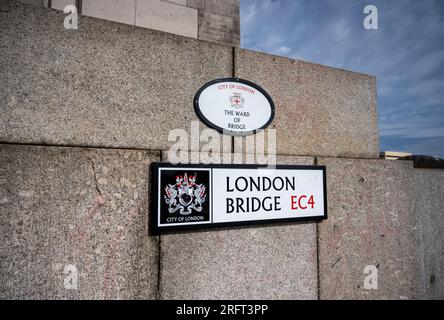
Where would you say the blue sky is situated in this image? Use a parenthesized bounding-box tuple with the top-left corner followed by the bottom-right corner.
(240, 0, 444, 158)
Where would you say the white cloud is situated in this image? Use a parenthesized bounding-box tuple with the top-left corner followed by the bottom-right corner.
(240, 0, 444, 157)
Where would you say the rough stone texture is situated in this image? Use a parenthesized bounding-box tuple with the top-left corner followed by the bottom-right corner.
(0, 144, 160, 299)
(45, 0, 240, 46)
(82, 0, 136, 25)
(167, 0, 187, 6)
(50, 0, 199, 39)
(414, 169, 444, 299)
(235, 49, 379, 158)
(204, 0, 239, 19)
(233, 131, 279, 162)
(159, 153, 318, 300)
(136, 0, 198, 39)
(0, 2, 230, 151)
(186, 0, 204, 10)
(317, 158, 420, 299)
(17, 0, 44, 6)
(161, 150, 281, 166)
(50, 0, 76, 11)
(197, 0, 240, 46)
(199, 10, 240, 46)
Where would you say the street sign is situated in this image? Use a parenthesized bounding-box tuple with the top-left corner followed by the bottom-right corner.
(194, 78, 275, 135)
(150, 163, 327, 234)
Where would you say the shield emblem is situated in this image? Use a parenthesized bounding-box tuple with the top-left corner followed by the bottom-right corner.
(230, 93, 244, 108)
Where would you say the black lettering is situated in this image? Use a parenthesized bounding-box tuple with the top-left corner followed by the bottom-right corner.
(273, 177, 284, 191)
(236, 198, 245, 213)
(250, 177, 260, 192)
(226, 177, 234, 192)
(262, 177, 271, 191)
(274, 196, 281, 210)
(235, 177, 248, 192)
(227, 198, 234, 213)
(252, 197, 261, 212)
(262, 196, 272, 211)
(285, 177, 295, 191)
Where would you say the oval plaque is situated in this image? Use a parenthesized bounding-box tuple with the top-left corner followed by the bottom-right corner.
(194, 78, 275, 135)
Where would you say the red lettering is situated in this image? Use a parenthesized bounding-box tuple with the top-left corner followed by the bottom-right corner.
(298, 195, 307, 209)
(308, 195, 315, 209)
(290, 195, 315, 211)
(291, 196, 298, 210)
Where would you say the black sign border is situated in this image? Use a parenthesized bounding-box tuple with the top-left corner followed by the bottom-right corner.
(194, 77, 276, 136)
(150, 162, 327, 235)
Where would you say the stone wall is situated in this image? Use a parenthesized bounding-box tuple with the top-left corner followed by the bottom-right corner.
(1, 2, 443, 299)
(234, 50, 378, 158)
(414, 169, 444, 299)
(1, 1, 377, 157)
(317, 158, 421, 299)
(0, 145, 160, 299)
(40, 0, 240, 46)
(159, 153, 318, 300)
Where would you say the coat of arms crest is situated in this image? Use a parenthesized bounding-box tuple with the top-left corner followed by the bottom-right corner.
(229, 92, 244, 108)
(164, 173, 206, 215)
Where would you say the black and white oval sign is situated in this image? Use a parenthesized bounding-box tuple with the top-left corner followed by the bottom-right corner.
(194, 78, 275, 135)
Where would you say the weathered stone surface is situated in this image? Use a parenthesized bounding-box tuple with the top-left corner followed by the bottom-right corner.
(167, 0, 187, 6)
(50, 0, 75, 11)
(204, 0, 239, 19)
(136, 0, 198, 39)
(159, 154, 318, 299)
(0, 144, 160, 299)
(233, 130, 278, 162)
(235, 49, 379, 158)
(18, 0, 44, 6)
(317, 158, 420, 299)
(82, 0, 136, 25)
(0, 2, 230, 151)
(199, 10, 240, 46)
(186, 0, 204, 10)
(161, 150, 280, 166)
(414, 169, 444, 299)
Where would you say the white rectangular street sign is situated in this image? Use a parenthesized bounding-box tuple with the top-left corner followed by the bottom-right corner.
(150, 163, 327, 234)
